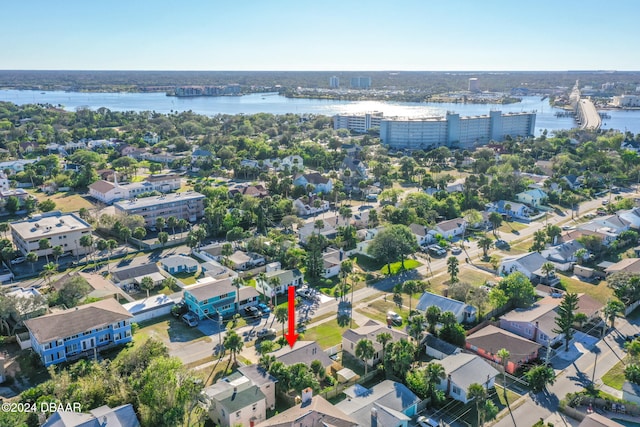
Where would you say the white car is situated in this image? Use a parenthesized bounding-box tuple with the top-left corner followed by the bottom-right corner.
(182, 313, 199, 327)
(417, 416, 440, 427)
(10, 257, 26, 265)
(387, 311, 402, 325)
(256, 328, 277, 339)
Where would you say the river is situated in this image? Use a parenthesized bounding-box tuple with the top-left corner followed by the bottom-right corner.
(2, 89, 639, 136)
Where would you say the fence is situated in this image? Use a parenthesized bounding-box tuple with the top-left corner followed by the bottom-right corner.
(625, 299, 640, 316)
(325, 344, 342, 358)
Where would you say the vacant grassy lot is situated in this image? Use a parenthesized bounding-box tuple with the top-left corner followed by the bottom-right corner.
(303, 318, 357, 348)
(380, 259, 421, 275)
(429, 265, 498, 295)
(558, 273, 613, 304)
(137, 315, 210, 345)
(602, 359, 626, 390)
(356, 298, 410, 327)
(353, 254, 383, 272)
(29, 190, 95, 212)
(172, 271, 198, 285)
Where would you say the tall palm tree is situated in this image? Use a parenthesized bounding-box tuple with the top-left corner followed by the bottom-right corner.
(468, 383, 489, 427)
(355, 338, 375, 376)
(26, 251, 38, 274)
(223, 330, 244, 366)
(52, 245, 64, 267)
(477, 235, 493, 259)
(269, 276, 281, 306)
(167, 216, 178, 238)
(177, 218, 189, 239)
(40, 262, 57, 286)
(426, 305, 442, 335)
(407, 314, 425, 344)
(232, 277, 245, 314)
(38, 239, 51, 263)
(496, 348, 510, 397)
(376, 332, 392, 372)
(274, 306, 288, 338)
(541, 262, 555, 284)
(403, 280, 418, 314)
(424, 362, 446, 398)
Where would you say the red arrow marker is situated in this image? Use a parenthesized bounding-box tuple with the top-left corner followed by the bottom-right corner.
(284, 286, 299, 348)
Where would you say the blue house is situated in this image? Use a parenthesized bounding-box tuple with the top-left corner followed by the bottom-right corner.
(183, 278, 238, 319)
(24, 298, 133, 367)
(160, 255, 199, 275)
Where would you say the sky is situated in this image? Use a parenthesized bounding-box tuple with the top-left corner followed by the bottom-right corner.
(3, 0, 640, 71)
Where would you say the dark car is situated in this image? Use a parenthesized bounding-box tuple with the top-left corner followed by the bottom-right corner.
(243, 306, 261, 318)
(626, 333, 640, 342)
(171, 302, 188, 318)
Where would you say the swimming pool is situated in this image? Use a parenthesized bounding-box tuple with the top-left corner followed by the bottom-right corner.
(612, 418, 640, 427)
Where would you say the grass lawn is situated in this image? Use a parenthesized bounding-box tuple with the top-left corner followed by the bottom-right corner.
(558, 273, 613, 304)
(602, 359, 627, 390)
(137, 315, 210, 344)
(172, 271, 198, 285)
(380, 259, 421, 275)
(303, 318, 357, 348)
(429, 265, 498, 295)
(497, 221, 529, 234)
(352, 254, 383, 272)
(28, 190, 95, 212)
(495, 385, 522, 406)
(356, 298, 410, 327)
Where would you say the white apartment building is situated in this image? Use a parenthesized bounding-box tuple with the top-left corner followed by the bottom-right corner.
(113, 191, 205, 226)
(89, 173, 181, 204)
(380, 111, 536, 150)
(333, 112, 383, 133)
(11, 212, 93, 257)
(613, 94, 640, 108)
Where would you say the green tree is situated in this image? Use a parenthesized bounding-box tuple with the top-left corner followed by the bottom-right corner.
(530, 230, 547, 252)
(525, 365, 555, 392)
(604, 299, 626, 329)
(541, 262, 556, 284)
(498, 272, 535, 308)
(376, 332, 392, 371)
(38, 238, 51, 263)
(305, 233, 327, 279)
(39, 262, 57, 285)
(155, 217, 166, 232)
(424, 362, 446, 402)
(0, 222, 8, 237)
(119, 227, 132, 245)
(496, 348, 510, 398)
(477, 235, 493, 259)
(162, 276, 177, 291)
(52, 245, 64, 266)
(608, 272, 640, 305)
(340, 259, 353, 302)
(426, 305, 442, 335)
(5, 196, 19, 214)
(546, 224, 562, 245)
(223, 330, 244, 366)
(407, 314, 425, 344)
(553, 292, 579, 352)
(140, 276, 155, 298)
(133, 226, 147, 240)
(447, 256, 459, 283)
(39, 199, 56, 212)
(232, 276, 245, 314)
(58, 275, 91, 307)
(385, 338, 416, 379)
(367, 224, 417, 274)
(26, 251, 38, 273)
(167, 216, 178, 237)
(468, 383, 489, 427)
(79, 234, 94, 264)
(157, 231, 169, 248)
(488, 212, 503, 236)
(275, 305, 288, 336)
(355, 338, 375, 376)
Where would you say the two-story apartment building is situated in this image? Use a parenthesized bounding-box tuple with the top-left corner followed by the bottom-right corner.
(89, 173, 181, 204)
(113, 191, 205, 227)
(202, 375, 267, 427)
(255, 269, 303, 298)
(184, 278, 238, 319)
(11, 212, 93, 258)
(24, 298, 132, 366)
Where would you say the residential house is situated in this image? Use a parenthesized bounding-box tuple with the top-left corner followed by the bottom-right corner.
(578, 413, 625, 427)
(409, 223, 432, 247)
(423, 333, 462, 360)
(0, 159, 37, 174)
(6, 287, 47, 322)
(562, 174, 583, 190)
(293, 195, 330, 216)
(499, 297, 563, 347)
(143, 132, 159, 144)
(342, 320, 409, 368)
(256, 268, 303, 298)
(10, 212, 93, 258)
(415, 291, 477, 323)
(255, 389, 357, 427)
(201, 261, 235, 280)
(201, 374, 267, 427)
(322, 248, 344, 278)
(271, 341, 334, 373)
(293, 173, 333, 194)
(341, 157, 368, 190)
(111, 263, 165, 288)
(237, 364, 278, 411)
(123, 294, 175, 324)
(264, 155, 304, 172)
(579, 215, 631, 237)
(227, 250, 265, 271)
(541, 240, 586, 266)
(492, 200, 531, 220)
(605, 258, 640, 275)
(159, 255, 199, 275)
(52, 271, 130, 302)
(516, 188, 548, 208)
(499, 252, 559, 285)
(183, 277, 237, 319)
(335, 381, 421, 427)
(437, 353, 499, 404)
(466, 325, 542, 374)
(619, 208, 640, 229)
(228, 183, 269, 198)
(429, 218, 467, 241)
(237, 286, 260, 312)
(42, 404, 141, 427)
(24, 298, 132, 366)
(559, 228, 616, 247)
(0, 189, 31, 213)
(191, 147, 214, 160)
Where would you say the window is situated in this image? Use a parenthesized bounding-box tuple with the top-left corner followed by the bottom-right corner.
(511, 322, 520, 329)
(236, 411, 241, 418)
(204, 309, 209, 314)
(452, 386, 461, 395)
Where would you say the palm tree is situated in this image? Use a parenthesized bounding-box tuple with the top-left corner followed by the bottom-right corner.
(426, 305, 442, 335)
(424, 362, 446, 398)
(340, 259, 353, 301)
(79, 234, 94, 263)
(177, 218, 189, 238)
(40, 262, 57, 286)
(0, 222, 8, 238)
(376, 332, 392, 371)
(118, 227, 132, 246)
(38, 239, 51, 263)
(221, 243, 233, 267)
(232, 276, 245, 314)
(52, 245, 64, 266)
(106, 239, 118, 270)
(403, 280, 418, 314)
(167, 216, 178, 238)
(477, 235, 493, 259)
(269, 276, 281, 305)
(140, 276, 155, 298)
(155, 217, 166, 232)
(355, 338, 375, 376)
(488, 212, 503, 236)
(157, 231, 169, 248)
(496, 348, 510, 397)
(604, 299, 626, 329)
(275, 305, 288, 337)
(223, 330, 244, 366)
(541, 262, 555, 284)
(447, 256, 459, 283)
(407, 314, 425, 344)
(26, 251, 38, 273)
(259, 354, 276, 371)
(468, 383, 489, 427)
(575, 248, 588, 265)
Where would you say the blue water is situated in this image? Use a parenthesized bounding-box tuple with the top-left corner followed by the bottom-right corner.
(1, 89, 638, 136)
(612, 418, 640, 427)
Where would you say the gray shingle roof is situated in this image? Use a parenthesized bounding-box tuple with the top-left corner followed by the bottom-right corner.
(112, 263, 161, 282)
(423, 333, 460, 356)
(415, 292, 472, 318)
(24, 299, 132, 344)
(185, 278, 236, 302)
(272, 341, 333, 369)
(439, 353, 499, 392)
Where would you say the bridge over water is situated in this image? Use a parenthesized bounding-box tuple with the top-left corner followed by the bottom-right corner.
(570, 81, 602, 130)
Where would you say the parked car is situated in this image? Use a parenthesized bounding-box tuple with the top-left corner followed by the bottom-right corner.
(296, 287, 314, 299)
(10, 256, 26, 265)
(495, 239, 509, 249)
(257, 303, 271, 315)
(182, 312, 199, 327)
(427, 245, 447, 257)
(243, 306, 261, 318)
(256, 328, 277, 339)
(387, 311, 402, 325)
(625, 333, 640, 342)
(417, 416, 440, 427)
(451, 246, 462, 255)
